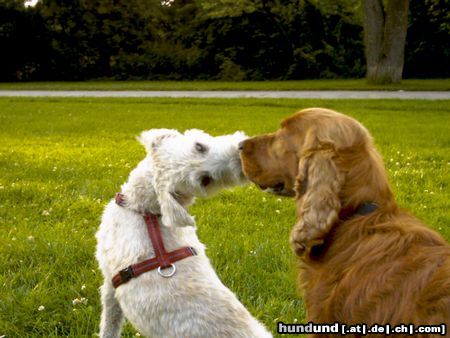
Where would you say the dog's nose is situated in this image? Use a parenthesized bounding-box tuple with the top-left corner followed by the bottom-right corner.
(238, 141, 245, 151)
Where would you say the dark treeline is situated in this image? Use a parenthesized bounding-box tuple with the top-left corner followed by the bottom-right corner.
(0, 0, 448, 81)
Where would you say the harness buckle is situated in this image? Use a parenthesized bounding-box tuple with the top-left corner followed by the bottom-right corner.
(119, 266, 134, 283)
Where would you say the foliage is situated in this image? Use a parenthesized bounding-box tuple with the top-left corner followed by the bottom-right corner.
(0, 97, 449, 336)
(404, 0, 450, 78)
(0, 0, 448, 81)
(36, 0, 164, 80)
(0, 0, 49, 81)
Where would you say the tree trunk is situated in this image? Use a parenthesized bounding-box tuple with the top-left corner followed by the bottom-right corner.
(362, 0, 410, 84)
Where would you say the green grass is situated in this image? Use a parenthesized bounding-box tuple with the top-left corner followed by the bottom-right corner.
(0, 97, 449, 337)
(0, 79, 449, 91)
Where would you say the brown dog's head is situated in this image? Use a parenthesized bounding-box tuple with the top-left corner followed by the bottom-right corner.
(238, 130, 299, 197)
(240, 108, 394, 254)
(240, 108, 369, 196)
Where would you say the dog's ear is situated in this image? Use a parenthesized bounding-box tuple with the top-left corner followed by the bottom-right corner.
(232, 130, 248, 139)
(290, 130, 344, 256)
(139, 129, 194, 227)
(152, 166, 196, 228)
(138, 129, 180, 154)
(156, 190, 195, 227)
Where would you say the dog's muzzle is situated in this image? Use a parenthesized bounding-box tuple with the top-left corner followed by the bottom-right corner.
(259, 182, 294, 197)
(201, 175, 212, 187)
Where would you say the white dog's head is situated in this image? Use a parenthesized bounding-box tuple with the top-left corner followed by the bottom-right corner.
(138, 128, 248, 227)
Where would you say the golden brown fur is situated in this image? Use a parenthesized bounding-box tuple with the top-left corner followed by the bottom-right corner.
(240, 108, 450, 333)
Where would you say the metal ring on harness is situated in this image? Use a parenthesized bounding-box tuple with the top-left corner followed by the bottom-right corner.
(157, 264, 176, 278)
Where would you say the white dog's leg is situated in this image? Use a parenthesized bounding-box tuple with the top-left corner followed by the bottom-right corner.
(99, 281, 124, 338)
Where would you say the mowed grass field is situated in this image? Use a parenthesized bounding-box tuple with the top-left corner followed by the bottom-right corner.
(0, 97, 449, 337)
(1, 79, 450, 91)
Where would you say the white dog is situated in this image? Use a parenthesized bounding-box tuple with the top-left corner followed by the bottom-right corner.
(95, 128, 272, 338)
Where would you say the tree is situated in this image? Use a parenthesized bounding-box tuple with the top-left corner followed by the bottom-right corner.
(362, 0, 410, 84)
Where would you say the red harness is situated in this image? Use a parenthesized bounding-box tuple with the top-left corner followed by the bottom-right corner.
(112, 193, 196, 288)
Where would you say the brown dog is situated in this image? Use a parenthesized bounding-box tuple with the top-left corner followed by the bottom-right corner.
(240, 108, 450, 330)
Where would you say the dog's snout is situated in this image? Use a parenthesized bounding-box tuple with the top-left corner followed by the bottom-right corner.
(239, 139, 254, 153)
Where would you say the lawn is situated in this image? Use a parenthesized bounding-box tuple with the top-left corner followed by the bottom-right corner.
(0, 97, 449, 337)
(0, 79, 449, 91)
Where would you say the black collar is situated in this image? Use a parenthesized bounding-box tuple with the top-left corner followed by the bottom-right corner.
(339, 202, 378, 221)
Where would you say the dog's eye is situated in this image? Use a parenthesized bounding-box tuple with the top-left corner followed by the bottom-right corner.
(195, 142, 207, 153)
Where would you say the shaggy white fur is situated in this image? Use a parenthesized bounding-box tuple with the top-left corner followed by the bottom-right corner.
(95, 129, 272, 338)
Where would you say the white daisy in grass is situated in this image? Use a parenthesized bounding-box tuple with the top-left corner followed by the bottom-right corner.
(73, 297, 88, 306)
